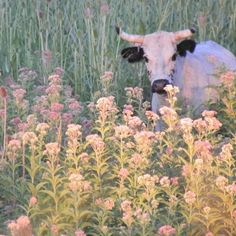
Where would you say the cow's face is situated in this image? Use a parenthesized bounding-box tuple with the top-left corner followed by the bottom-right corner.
(117, 27, 196, 94)
(143, 32, 177, 94)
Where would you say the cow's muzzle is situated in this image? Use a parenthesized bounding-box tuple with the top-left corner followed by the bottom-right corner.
(151, 79, 170, 94)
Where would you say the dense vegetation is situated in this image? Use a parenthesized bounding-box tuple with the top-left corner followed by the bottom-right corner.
(0, 0, 236, 235)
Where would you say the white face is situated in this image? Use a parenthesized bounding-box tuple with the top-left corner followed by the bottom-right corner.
(118, 27, 194, 94)
(142, 32, 177, 85)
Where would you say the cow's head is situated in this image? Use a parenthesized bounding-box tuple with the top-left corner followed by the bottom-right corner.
(116, 27, 196, 94)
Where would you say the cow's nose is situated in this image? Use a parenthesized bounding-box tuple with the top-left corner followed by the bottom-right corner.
(151, 79, 170, 94)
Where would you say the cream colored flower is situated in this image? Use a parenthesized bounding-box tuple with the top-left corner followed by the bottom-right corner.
(22, 132, 38, 145)
(114, 125, 133, 139)
(184, 191, 196, 204)
(215, 176, 228, 190)
(66, 124, 82, 139)
(45, 142, 60, 156)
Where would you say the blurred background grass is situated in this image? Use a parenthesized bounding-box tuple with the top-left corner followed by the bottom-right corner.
(0, 0, 236, 102)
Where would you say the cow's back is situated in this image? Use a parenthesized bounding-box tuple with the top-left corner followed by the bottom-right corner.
(174, 41, 236, 114)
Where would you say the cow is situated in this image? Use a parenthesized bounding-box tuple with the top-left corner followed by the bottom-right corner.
(116, 26, 236, 128)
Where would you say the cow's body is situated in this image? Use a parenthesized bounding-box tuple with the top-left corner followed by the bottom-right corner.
(116, 27, 236, 124)
(162, 41, 236, 114)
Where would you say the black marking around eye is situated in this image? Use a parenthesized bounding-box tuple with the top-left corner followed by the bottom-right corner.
(121, 47, 145, 63)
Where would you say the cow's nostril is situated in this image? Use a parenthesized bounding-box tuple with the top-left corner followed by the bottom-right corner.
(151, 79, 170, 94)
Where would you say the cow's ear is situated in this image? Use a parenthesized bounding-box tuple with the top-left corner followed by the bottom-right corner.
(176, 39, 196, 57)
(121, 47, 144, 63)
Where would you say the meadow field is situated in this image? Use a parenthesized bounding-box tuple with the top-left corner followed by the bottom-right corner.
(0, 0, 236, 235)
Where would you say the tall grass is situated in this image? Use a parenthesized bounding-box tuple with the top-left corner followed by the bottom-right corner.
(0, 0, 236, 101)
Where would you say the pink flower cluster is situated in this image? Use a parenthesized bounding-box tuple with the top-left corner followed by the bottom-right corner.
(96, 96, 118, 121)
(159, 106, 178, 125)
(44, 142, 60, 156)
(8, 215, 32, 236)
(118, 168, 129, 180)
(219, 71, 235, 87)
(123, 104, 134, 122)
(7, 139, 21, 152)
(114, 125, 133, 139)
(225, 183, 236, 195)
(215, 176, 228, 190)
(205, 232, 214, 236)
(193, 110, 222, 133)
(29, 196, 38, 207)
(95, 197, 115, 210)
(125, 87, 143, 100)
(137, 174, 159, 188)
(179, 117, 193, 133)
(22, 132, 38, 146)
(66, 124, 82, 139)
(129, 153, 148, 169)
(50, 224, 59, 234)
(86, 134, 105, 153)
(145, 110, 159, 122)
(158, 225, 176, 236)
(170, 177, 179, 186)
(219, 143, 233, 161)
(160, 176, 170, 188)
(26, 114, 37, 126)
(128, 116, 144, 130)
(67, 98, 83, 115)
(62, 112, 73, 125)
(36, 123, 50, 136)
(194, 140, 212, 160)
(121, 201, 151, 226)
(134, 131, 155, 153)
(121, 200, 134, 226)
(134, 208, 150, 223)
(78, 152, 89, 164)
(32, 95, 49, 115)
(182, 164, 191, 177)
(68, 173, 91, 192)
(75, 229, 87, 236)
(50, 102, 64, 112)
(100, 71, 113, 81)
(66, 124, 82, 154)
(48, 102, 64, 121)
(46, 74, 62, 102)
(184, 191, 196, 204)
(12, 88, 26, 103)
(11, 87, 29, 111)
